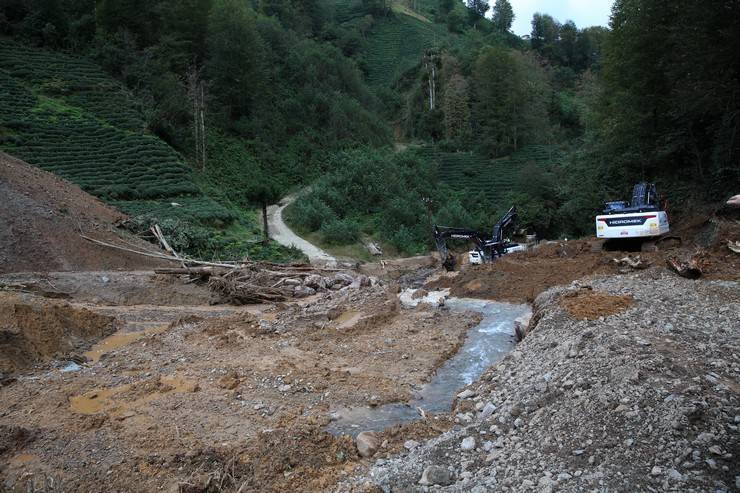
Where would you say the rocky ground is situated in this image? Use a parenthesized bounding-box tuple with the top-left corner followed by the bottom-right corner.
(341, 269, 739, 492)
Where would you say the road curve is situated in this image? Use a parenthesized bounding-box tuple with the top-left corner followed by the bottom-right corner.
(266, 196, 337, 267)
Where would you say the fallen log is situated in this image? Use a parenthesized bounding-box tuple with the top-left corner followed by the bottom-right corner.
(666, 256, 703, 279)
(79, 234, 241, 268)
(154, 267, 229, 276)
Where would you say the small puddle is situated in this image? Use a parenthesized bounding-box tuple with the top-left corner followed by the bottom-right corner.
(69, 385, 129, 414)
(333, 310, 364, 329)
(84, 325, 168, 363)
(69, 375, 199, 415)
(327, 297, 529, 436)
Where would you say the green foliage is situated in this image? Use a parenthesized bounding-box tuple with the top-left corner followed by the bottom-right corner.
(288, 147, 468, 254)
(491, 0, 514, 33)
(207, 0, 266, 120)
(320, 218, 361, 245)
(472, 47, 550, 156)
(581, 0, 740, 204)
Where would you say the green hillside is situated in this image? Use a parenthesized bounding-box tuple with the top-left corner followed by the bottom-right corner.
(329, 0, 453, 86)
(364, 14, 447, 86)
(0, 41, 297, 261)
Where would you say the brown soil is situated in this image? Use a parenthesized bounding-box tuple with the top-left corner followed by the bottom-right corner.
(0, 293, 117, 373)
(427, 226, 740, 303)
(0, 281, 476, 492)
(560, 290, 633, 320)
(427, 240, 621, 303)
(0, 271, 214, 306)
(0, 152, 167, 274)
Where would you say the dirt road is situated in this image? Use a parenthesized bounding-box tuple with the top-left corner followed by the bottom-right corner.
(267, 196, 336, 267)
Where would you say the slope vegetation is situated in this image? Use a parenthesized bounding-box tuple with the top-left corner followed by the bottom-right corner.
(417, 145, 564, 207)
(0, 41, 293, 260)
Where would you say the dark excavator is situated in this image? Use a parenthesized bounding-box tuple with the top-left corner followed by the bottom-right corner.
(433, 206, 518, 271)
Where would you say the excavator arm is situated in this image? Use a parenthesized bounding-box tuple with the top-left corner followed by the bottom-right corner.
(433, 206, 517, 270)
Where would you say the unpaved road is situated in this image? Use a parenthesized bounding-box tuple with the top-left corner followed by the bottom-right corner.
(267, 195, 336, 267)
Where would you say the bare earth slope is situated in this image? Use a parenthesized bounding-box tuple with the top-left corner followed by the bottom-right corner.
(0, 152, 165, 273)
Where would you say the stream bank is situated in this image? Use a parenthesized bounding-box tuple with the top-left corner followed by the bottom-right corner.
(339, 270, 739, 492)
(329, 292, 530, 436)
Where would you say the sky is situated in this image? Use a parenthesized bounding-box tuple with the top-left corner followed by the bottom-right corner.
(490, 0, 614, 36)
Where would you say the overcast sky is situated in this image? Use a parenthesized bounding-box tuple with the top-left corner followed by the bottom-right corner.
(489, 0, 614, 36)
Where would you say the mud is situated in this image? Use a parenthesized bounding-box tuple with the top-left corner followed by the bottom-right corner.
(0, 293, 117, 373)
(0, 277, 477, 492)
(0, 152, 167, 274)
(560, 290, 633, 320)
(427, 233, 740, 303)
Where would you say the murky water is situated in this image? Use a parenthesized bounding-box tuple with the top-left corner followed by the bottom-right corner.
(327, 298, 529, 436)
(84, 325, 169, 363)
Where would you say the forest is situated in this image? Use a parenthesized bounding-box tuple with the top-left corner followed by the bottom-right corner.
(1, 0, 738, 257)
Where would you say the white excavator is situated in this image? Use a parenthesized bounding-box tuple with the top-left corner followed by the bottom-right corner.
(596, 182, 670, 242)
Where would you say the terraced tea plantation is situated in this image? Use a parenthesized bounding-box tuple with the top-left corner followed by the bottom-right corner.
(328, 0, 452, 86)
(364, 14, 449, 86)
(417, 145, 563, 206)
(0, 41, 232, 223)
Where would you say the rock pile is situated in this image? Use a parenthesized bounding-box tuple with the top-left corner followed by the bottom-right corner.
(341, 269, 739, 492)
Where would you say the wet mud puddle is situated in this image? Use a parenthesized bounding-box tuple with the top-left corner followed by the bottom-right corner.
(327, 295, 530, 436)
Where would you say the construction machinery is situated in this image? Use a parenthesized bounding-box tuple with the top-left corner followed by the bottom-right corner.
(596, 182, 670, 240)
(434, 207, 518, 270)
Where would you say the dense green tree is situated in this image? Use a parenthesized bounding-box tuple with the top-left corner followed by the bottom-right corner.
(491, 0, 514, 33)
(530, 13, 560, 60)
(206, 0, 266, 120)
(558, 20, 577, 66)
(472, 46, 521, 155)
(466, 0, 489, 26)
(442, 74, 471, 142)
(437, 0, 454, 15)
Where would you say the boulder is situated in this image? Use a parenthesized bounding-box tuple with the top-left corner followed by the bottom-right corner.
(419, 465, 452, 486)
(331, 272, 355, 286)
(294, 285, 316, 298)
(304, 275, 326, 290)
(356, 431, 379, 458)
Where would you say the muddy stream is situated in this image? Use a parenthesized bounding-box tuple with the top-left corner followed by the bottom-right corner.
(327, 291, 530, 436)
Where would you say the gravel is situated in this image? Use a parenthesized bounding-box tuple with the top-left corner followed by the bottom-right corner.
(339, 269, 739, 492)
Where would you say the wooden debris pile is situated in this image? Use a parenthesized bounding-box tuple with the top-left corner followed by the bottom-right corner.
(155, 263, 369, 304)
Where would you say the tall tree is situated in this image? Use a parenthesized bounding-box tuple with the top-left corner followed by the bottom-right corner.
(206, 0, 266, 119)
(530, 13, 560, 60)
(442, 74, 471, 142)
(491, 0, 514, 33)
(472, 46, 521, 155)
(558, 20, 578, 67)
(592, 0, 740, 199)
(246, 175, 282, 243)
(465, 0, 489, 26)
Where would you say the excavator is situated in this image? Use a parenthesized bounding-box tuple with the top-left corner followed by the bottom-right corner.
(596, 182, 670, 240)
(434, 206, 518, 271)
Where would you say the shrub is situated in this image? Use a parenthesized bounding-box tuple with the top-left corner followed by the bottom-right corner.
(319, 218, 360, 245)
